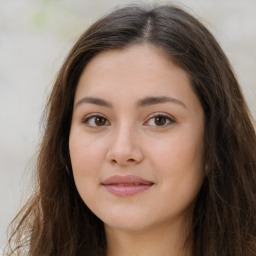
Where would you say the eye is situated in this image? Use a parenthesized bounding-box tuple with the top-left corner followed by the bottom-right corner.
(82, 115, 110, 127)
(145, 114, 174, 127)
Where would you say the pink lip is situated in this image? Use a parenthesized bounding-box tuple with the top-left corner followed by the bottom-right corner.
(102, 175, 154, 196)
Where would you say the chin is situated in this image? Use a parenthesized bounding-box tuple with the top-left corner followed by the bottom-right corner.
(101, 212, 153, 232)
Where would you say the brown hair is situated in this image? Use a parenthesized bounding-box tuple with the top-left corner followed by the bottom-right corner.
(5, 4, 256, 256)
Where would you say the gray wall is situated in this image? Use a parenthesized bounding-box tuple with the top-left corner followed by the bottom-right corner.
(0, 0, 255, 251)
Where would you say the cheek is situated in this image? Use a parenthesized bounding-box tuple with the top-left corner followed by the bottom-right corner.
(69, 130, 107, 196)
(148, 127, 204, 194)
(69, 129, 106, 169)
(150, 132, 203, 169)
(69, 135, 103, 209)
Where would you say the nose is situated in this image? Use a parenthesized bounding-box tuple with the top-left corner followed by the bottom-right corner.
(106, 124, 144, 167)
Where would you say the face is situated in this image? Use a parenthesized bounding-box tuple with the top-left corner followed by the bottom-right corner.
(69, 44, 205, 233)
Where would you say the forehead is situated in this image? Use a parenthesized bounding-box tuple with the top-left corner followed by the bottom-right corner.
(75, 44, 193, 98)
(80, 44, 185, 80)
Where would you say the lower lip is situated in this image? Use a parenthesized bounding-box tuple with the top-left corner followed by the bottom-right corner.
(103, 184, 153, 196)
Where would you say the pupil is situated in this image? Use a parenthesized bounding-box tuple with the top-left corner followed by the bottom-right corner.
(95, 117, 106, 126)
(155, 116, 166, 126)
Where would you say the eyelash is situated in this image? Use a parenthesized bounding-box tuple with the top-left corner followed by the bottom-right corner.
(82, 114, 110, 127)
(82, 113, 175, 128)
(144, 113, 174, 127)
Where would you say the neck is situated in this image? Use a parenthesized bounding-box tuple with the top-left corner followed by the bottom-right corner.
(105, 219, 193, 256)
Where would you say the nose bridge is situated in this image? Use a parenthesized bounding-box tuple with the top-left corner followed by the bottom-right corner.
(112, 120, 136, 151)
(106, 119, 143, 165)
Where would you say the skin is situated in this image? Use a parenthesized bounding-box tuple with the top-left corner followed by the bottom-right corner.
(69, 44, 205, 256)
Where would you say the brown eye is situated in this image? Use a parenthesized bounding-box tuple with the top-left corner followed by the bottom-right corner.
(95, 116, 107, 126)
(83, 115, 110, 127)
(145, 114, 174, 127)
(154, 116, 167, 126)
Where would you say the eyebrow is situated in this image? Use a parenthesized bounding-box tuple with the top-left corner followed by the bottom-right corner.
(137, 96, 186, 108)
(75, 97, 113, 108)
(75, 96, 186, 108)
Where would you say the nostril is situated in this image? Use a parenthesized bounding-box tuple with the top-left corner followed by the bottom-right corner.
(110, 158, 135, 165)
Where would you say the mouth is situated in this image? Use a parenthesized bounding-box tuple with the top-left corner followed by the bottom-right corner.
(101, 175, 154, 196)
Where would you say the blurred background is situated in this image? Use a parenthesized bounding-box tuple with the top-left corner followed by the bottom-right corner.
(0, 0, 255, 251)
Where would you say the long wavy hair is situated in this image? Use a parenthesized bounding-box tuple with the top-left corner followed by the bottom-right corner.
(5, 4, 256, 256)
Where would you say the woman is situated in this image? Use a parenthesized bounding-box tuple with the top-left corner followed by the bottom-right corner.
(6, 4, 256, 256)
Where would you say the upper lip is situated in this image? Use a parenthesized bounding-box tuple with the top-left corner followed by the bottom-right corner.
(102, 175, 154, 185)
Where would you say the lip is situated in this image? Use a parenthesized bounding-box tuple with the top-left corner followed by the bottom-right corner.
(102, 175, 154, 196)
